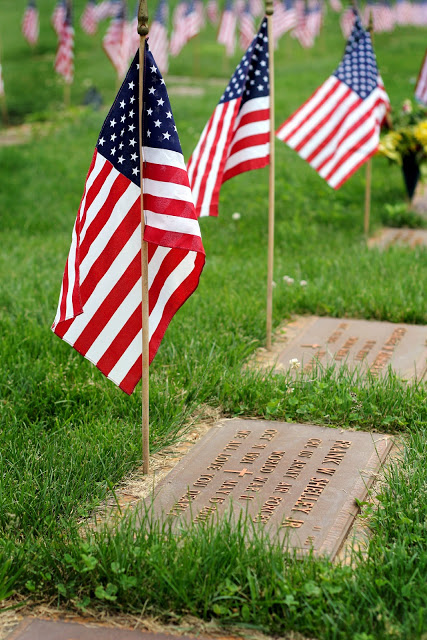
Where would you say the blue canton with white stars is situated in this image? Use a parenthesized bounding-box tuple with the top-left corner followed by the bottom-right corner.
(220, 18, 269, 105)
(96, 43, 182, 188)
(333, 13, 379, 100)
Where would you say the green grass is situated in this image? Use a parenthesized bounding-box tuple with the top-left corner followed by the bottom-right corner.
(1, 1, 427, 638)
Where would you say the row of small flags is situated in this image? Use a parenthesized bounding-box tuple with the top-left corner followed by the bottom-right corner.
(20, 0, 427, 82)
(49, 10, 419, 393)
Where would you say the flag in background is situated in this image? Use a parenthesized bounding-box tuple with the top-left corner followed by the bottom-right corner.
(276, 12, 390, 189)
(127, 1, 140, 60)
(52, 0, 67, 35)
(188, 19, 270, 217)
(148, 0, 169, 73)
(207, 0, 219, 24)
(340, 5, 355, 37)
(329, 0, 342, 12)
(81, 0, 98, 35)
(292, 0, 315, 48)
(217, 0, 237, 56)
(170, 2, 188, 56)
(415, 49, 427, 105)
(54, 2, 74, 83)
(22, 0, 40, 46)
(103, 1, 128, 79)
(52, 45, 205, 395)
(95, 0, 117, 21)
(273, 0, 297, 46)
(239, 0, 255, 50)
(250, 0, 264, 17)
(182, 0, 202, 43)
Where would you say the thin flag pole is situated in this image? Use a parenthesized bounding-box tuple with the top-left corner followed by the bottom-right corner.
(0, 37, 9, 126)
(138, 0, 150, 474)
(266, 0, 275, 350)
(362, 5, 373, 237)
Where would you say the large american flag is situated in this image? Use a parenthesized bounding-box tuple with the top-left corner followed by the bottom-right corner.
(276, 13, 390, 189)
(52, 45, 205, 395)
(217, 0, 237, 57)
(188, 19, 270, 217)
(415, 49, 427, 105)
(52, 0, 67, 35)
(103, 1, 128, 80)
(148, 0, 169, 74)
(81, 0, 98, 35)
(22, 0, 39, 47)
(54, 3, 74, 84)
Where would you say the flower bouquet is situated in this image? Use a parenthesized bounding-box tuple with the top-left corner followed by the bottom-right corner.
(377, 99, 427, 200)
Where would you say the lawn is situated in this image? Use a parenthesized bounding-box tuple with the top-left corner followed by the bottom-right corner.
(0, 1, 426, 638)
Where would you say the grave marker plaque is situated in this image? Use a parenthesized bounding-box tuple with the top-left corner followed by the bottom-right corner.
(368, 227, 427, 249)
(268, 317, 426, 380)
(139, 419, 393, 559)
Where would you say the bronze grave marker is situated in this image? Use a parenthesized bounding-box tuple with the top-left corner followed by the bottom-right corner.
(263, 316, 426, 380)
(138, 419, 393, 559)
(368, 227, 427, 249)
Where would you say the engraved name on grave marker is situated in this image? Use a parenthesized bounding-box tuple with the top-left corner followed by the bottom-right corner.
(140, 419, 393, 559)
(270, 317, 426, 380)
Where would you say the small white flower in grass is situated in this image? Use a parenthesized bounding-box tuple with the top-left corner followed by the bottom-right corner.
(232, 212, 241, 221)
(283, 275, 294, 285)
(300, 280, 308, 287)
(289, 358, 301, 369)
(272, 281, 277, 288)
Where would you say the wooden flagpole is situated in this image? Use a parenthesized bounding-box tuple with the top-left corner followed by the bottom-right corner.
(363, 11, 374, 238)
(138, 0, 150, 474)
(0, 36, 9, 126)
(266, 0, 275, 350)
(64, 0, 72, 108)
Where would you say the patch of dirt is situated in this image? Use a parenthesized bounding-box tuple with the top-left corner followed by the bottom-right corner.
(367, 227, 427, 249)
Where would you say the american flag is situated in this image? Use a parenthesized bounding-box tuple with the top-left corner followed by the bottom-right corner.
(273, 0, 297, 46)
(52, 45, 205, 395)
(329, 0, 342, 12)
(250, 0, 264, 17)
(292, 0, 315, 48)
(81, 0, 98, 35)
(239, 1, 255, 50)
(188, 19, 270, 217)
(52, 0, 67, 35)
(217, 0, 237, 57)
(103, 2, 128, 80)
(148, 0, 169, 74)
(127, 1, 140, 61)
(22, 0, 39, 47)
(395, 0, 413, 24)
(182, 0, 202, 42)
(207, 0, 219, 24)
(54, 3, 74, 84)
(415, 49, 427, 105)
(340, 6, 355, 38)
(95, 0, 121, 21)
(276, 13, 390, 189)
(170, 2, 188, 56)
(306, 0, 323, 38)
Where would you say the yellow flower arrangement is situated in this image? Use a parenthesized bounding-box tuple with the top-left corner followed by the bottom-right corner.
(377, 99, 427, 166)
